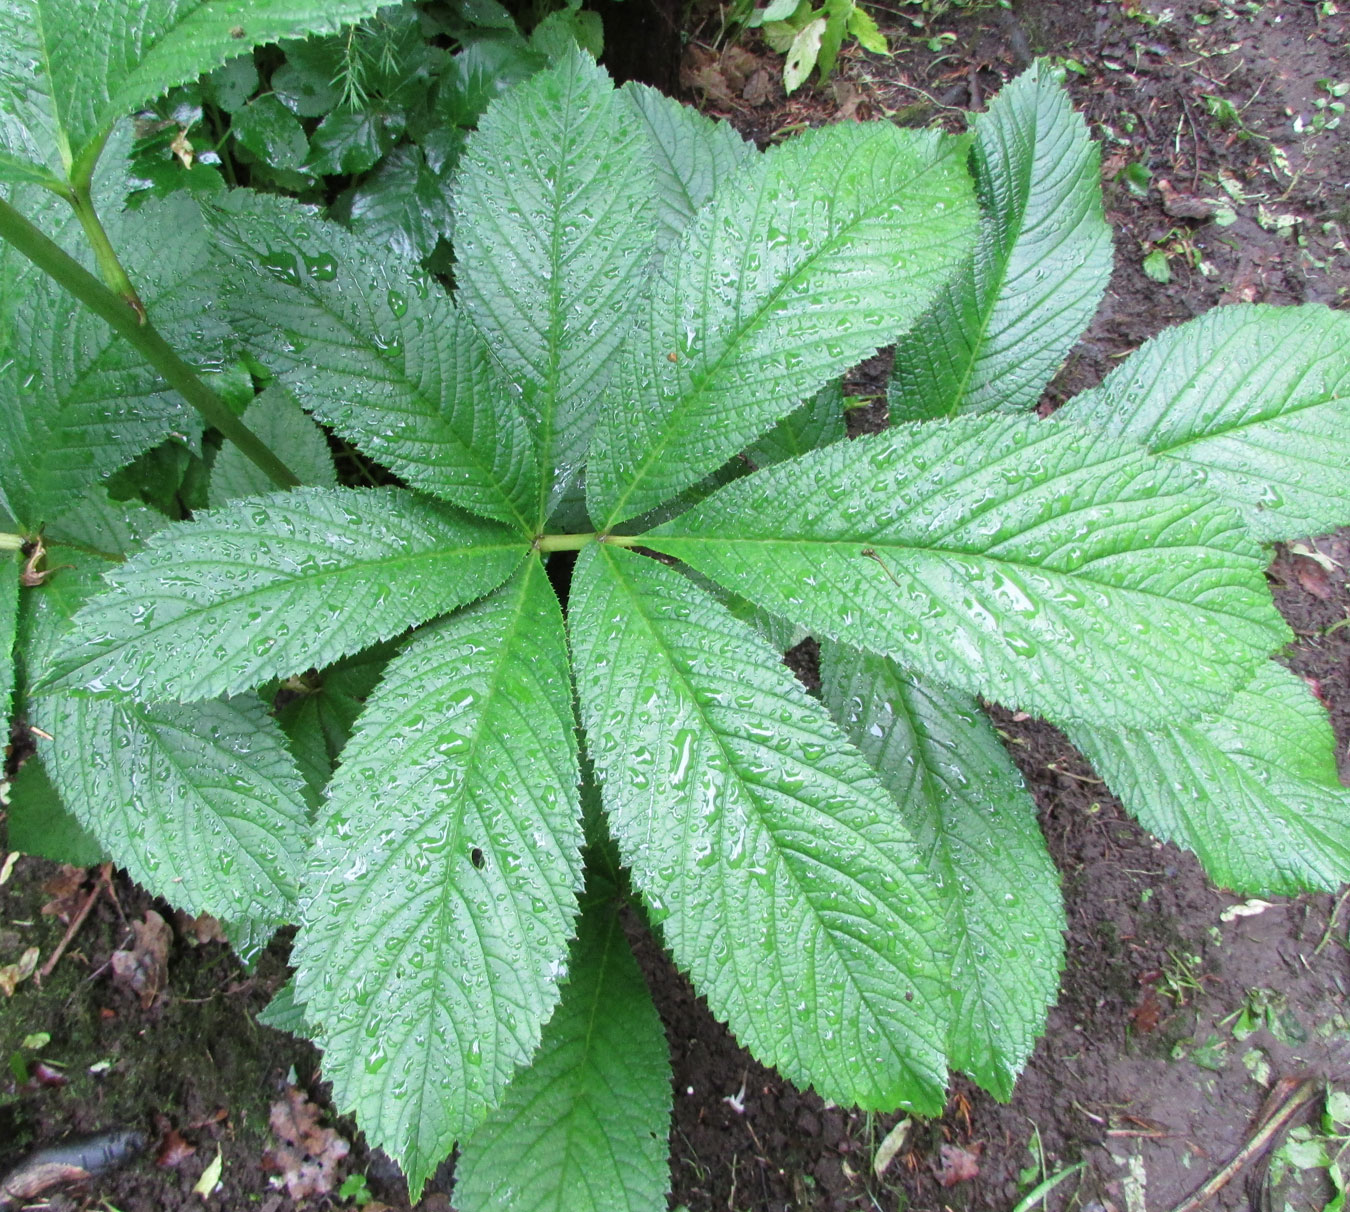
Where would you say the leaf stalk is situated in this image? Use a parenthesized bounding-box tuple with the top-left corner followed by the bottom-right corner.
(535, 532, 639, 553)
(0, 195, 300, 491)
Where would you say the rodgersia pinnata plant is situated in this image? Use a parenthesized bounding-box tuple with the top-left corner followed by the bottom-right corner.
(1, 4, 1347, 1203)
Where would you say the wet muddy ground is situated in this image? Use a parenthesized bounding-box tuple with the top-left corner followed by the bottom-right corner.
(2, 0, 1348, 1207)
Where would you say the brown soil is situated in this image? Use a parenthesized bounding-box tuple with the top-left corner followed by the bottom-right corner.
(2, 1, 1348, 1209)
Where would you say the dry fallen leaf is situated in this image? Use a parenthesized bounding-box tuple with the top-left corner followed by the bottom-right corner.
(39, 866, 89, 922)
(0, 946, 40, 997)
(174, 910, 228, 946)
(110, 911, 171, 1009)
(265, 1086, 350, 1201)
(935, 1142, 982, 1187)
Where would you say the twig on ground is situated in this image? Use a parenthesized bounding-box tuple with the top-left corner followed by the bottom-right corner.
(37, 863, 111, 984)
(1163, 1076, 1320, 1212)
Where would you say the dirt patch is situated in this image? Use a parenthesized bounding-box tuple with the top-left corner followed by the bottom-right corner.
(3, 1, 1348, 1210)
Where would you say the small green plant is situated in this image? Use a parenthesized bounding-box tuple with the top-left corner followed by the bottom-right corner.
(745, 0, 889, 93)
(1269, 1086, 1350, 1211)
(1, 6, 1349, 1207)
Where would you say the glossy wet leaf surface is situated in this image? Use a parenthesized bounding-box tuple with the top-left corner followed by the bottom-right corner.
(43, 486, 527, 702)
(293, 559, 583, 1199)
(647, 414, 1289, 728)
(1062, 304, 1350, 542)
(820, 642, 1065, 1100)
(570, 545, 949, 1112)
(454, 896, 673, 1212)
(1068, 661, 1350, 895)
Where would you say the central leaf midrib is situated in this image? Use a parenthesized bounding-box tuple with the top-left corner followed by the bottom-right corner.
(604, 143, 951, 526)
(600, 547, 935, 1088)
(649, 532, 1264, 627)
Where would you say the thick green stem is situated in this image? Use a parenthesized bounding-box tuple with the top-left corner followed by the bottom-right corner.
(0, 533, 24, 552)
(0, 195, 300, 491)
(69, 183, 145, 319)
(535, 532, 639, 552)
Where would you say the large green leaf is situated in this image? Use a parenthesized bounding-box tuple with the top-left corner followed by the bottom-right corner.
(453, 49, 657, 521)
(819, 642, 1064, 1100)
(587, 124, 978, 527)
(570, 544, 948, 1112)
(293, 559, 583, 1198)
(1060, 305, 1350, 542)
(746, 379, 847, 468)
(0, 550, 16, 747)
(207, 385, 336, 507)
(454, 895, 672, 1212)
(0, 0, 387, 184)
(646, 415, 1289, 729)
(621, 80, 755, 251)
(1067, 662, 1350, 895)
(889, 60, 1111, 422)
(42, 487, 527, 702)
(209, 193, 538, 531)
(0, 186, 225, 529)
(22, 554, 308, 946)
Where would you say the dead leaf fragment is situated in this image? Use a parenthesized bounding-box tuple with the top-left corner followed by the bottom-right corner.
(873, 1117, 912, 1179)
(935, 1142, 982, 1187)
(265, 1086, 350, 1201)
(193, 1147, 222, 1198)
(175, 910, 228, 946)
(110, 911, 171, 1009)
(0, 947, 39, 997)
(40, 866, 89, 922)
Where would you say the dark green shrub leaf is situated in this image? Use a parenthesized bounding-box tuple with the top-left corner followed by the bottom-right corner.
(1067, 662, 1350, 895)
(0, 0, 388, 183)
(231, 93, 309, 172)
(588, 124, 979, 526)
(647, 415, 1289, 728)
(210, 193, 539, 530)
(1060, 304, 1350, 542)
(293, 559, 583, 1198)
(455, 897, 673, 1212)
(43, 487, 527, 701)
(346, 144, 456, 262)
(305, 109, 403, 175)
(820, 643, 1065, 1100)
(889, 60, 1112, 421)
(570, 545, 948, 1112)
(453, 48, 658, 521)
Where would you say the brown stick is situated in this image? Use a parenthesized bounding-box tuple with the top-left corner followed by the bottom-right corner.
(1163, 1076, 1320, 1212)
(37, 863, 111, 983)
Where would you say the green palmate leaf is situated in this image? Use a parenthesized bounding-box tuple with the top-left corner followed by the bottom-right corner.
(5, 756, 106, 867)
(620, 81, 755, 251)
(646, 415, 1289, 729)
(453, 49, 657, 520)
(746, 379, 847, 468)
(1067, 662, 1350, 895)
(587, 123, 979, 526)
(889, 60, 1112, 422)
(293, 558, 583, 1198)
(23, 554, 308, 945)
(276, 644, 391, 808)
(0, 0, 387, 185)
(0, 184, 226, 529)
(570, 545, 948, 1111)
(1060, 305, 1350, 542)
(210, 193, 538, 531)
(208, 385, 336, 507)
(819, 642, 1064, 1100)
(42, 486, 527, 702)
(455, 896, 672, 1212)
